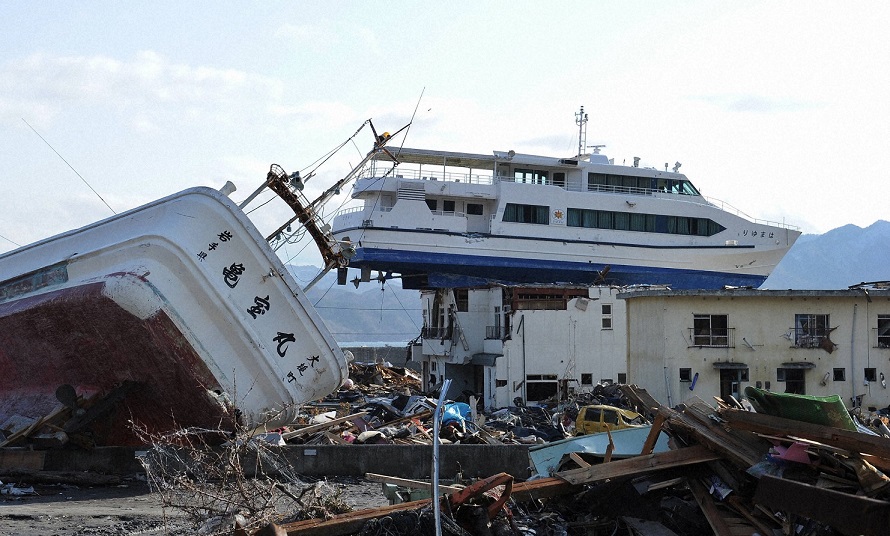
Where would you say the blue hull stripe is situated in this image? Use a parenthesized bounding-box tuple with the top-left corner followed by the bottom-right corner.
(348, 247, 767, 290)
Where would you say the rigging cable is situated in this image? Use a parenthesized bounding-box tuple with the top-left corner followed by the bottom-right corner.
(22, 118, 116, 215)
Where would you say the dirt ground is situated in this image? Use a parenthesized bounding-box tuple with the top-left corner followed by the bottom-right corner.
(0, 477, 389, 536)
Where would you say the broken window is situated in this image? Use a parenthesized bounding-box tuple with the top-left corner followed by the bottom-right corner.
(691, 314, 731, 347)
(777, 368, 805, 394)
(865, 368, 878, 383)
(793, 314, 829, 348)
(877, 315, 890, 348)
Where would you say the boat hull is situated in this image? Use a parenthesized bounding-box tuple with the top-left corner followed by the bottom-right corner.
(337, 228, 795, 289)
(0, 187, 348, 445)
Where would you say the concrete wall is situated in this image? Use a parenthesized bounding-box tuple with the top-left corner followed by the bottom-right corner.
(8, 445, 532, 480)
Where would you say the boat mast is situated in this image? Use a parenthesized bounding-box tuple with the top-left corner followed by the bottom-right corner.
(575, 106, 588, 158)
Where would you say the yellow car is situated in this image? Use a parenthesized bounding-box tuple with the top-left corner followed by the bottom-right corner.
(574, 404, 647, 435)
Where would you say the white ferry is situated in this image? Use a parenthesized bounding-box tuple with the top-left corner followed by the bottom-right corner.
(331, 145, 800, 290)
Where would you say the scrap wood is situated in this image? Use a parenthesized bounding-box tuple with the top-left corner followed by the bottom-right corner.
(721, 408, 890, 461)
(685, 476, 735, 536)
(640, 412, 666, 455)
(281, 411, 368, 440)
(364, 472, 463, 494)
(658, 401, 766, 469)
(753, 474, 890, 536)
(555, 444, 721, 486)
(282, 476, 581, 536)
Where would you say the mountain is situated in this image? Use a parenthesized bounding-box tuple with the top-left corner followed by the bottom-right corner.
(287, 265, 422, 344)
(762, 220, 890, 289)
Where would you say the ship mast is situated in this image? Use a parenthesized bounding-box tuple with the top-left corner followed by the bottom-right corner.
(575, 105, 588, 158)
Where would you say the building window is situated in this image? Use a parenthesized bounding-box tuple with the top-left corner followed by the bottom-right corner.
(793, 314, 829, 348)
(602, 303, 613, 330)
(526, 374, 558, 401)
(443, 200, 456, 213)
(467, 203, 483, 215)
(503, 203, 550, 224)
(877, 315, 890, 348)
(679, 368, 692, 382)
(833, 368, 846, 381)
(777, 368, 805, 394)
(454, 289, 469, 312)
(618, 373, 627, 384)
(691, 314, 731, 347)
(581, 373, 593, 385)
(865, 368, 878, 383)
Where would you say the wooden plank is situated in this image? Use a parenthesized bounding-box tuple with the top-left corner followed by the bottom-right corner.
(568, 452, 591, 469)
(686, 477, 734, 536)
(721, 408, 890, 461)
(555, 444, 721, 486)
(641, 413, 666, 455)
(364, 473, 462, 494)
(283, 476, 580, 535)
(281, 411, 368, 440)
(753, 474, 890, 536)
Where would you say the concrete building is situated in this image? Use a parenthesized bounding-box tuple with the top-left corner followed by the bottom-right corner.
(620, 287, 890, 411)
(413, 285, 628, 410)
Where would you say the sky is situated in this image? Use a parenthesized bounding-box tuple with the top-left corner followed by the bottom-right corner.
(2, 2, 888, 276)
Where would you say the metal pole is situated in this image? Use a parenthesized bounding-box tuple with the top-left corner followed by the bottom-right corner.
(432, 378, 452, 536)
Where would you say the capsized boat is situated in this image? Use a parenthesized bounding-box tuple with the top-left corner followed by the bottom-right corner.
(331, 130, 801, 290)
(528, 425, 670, 478)
(0, 187, 349, 445)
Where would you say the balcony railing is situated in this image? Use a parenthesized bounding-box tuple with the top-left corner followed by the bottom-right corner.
(873, 327, 890, 349)
(485, 325, 507, 340)
(688, 328, 735, 348)
(790, 328, 829, 349)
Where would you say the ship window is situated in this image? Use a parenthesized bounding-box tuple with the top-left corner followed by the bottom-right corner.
(426, 199, 437, 211)
(503, 203, 549, 224)
(443, 200, 455, 213)
(515, 169, 548, 184)
(667, 216, 725, 236)
(553, 172, 566, 188)
(467, 203, 483, 215)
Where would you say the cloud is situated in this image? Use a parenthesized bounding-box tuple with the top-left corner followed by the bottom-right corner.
(689, 94, 819, 114)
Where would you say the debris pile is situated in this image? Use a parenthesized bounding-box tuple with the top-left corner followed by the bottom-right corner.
(279, 384, 890, 536)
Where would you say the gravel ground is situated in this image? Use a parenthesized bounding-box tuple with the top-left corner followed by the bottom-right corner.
(0, 477, 390, 536)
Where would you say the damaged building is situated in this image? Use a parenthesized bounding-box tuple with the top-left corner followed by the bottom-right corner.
(410, 284, 890, 414)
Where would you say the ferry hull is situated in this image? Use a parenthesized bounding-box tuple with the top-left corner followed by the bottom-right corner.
(0, 187, 348, 445)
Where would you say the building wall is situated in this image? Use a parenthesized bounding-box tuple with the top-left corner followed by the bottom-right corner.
(624, 290, 890, 410)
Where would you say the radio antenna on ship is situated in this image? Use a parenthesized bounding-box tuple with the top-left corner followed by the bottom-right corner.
(575, 105, 588, 158)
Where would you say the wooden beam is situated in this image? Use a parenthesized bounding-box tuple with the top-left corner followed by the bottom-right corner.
(641, 413, 666, 455)
(282, 476, 581, 535)
(721, 409, 890, 461)
(687, 475, 734, 536)
(281, 412, 368, 440)
(364, 473, 463, 494)
(555, 444, 721, 486)
(753, 474, 890, 536)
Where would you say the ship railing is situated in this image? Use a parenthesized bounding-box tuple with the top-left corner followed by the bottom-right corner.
(586, 184, 654, 196)
(364, 167, 495, 185)
(705, 196, 801, 231)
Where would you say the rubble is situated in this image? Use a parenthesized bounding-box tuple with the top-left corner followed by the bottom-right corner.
(7, 360, 890, 534)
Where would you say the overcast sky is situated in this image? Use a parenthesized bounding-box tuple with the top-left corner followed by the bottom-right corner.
(2, 2, 887, 275)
